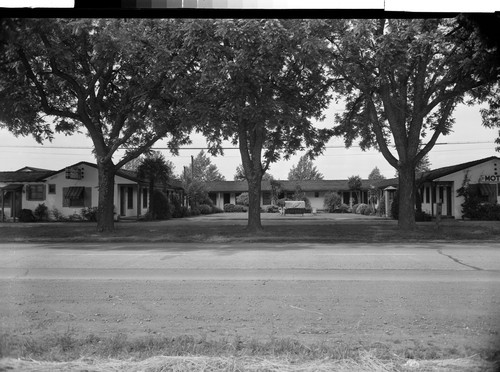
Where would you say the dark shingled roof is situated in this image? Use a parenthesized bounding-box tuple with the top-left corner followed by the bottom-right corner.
(0, 170, 53, 183)
(417, 156, 500, 183)
(205, 179, 374, 193)
(1, 161, 184, 190)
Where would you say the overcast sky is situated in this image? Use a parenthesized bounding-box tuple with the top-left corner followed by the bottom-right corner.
(1, 101, 498, 180)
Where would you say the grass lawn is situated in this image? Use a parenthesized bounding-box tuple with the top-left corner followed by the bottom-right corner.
(0, 214, 499, 243)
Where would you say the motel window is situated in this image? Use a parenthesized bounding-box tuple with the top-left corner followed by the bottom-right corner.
(143, 189, 148, 208)
(425, 187, 430, 204)
(48, 184, 56, 194)
(439, 187, 444, 202)
(262, 191, 271, 205)
(223, 193, 231, 205)
(27, 184, 45, 201)
(127, 187, 133, 209)
(498, 183, 500, 196)
(314, 191, 320, 198)
(63, 187, 85, 208)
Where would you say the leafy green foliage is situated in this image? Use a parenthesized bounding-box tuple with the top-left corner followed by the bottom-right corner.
(34, 203, 49, 221)
(456, 173, 500, 220)
(0, 19, 201, 231)
(287, 155, 324, 181)
(368, 167, 385, 182)
(149, 190, 171, 220)
(323, 191, 342, 212)
(325, 18, 498, 229)
(186, 151, 225, 182)
(19, 209, 35, 222)
(189, 19, 334, 230)
(236, 192, 249, 206)
(347, 175, 362, 193)
(80, 207, 98, 222)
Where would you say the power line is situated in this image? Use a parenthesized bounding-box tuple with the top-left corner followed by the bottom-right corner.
(0, 141, 495, 151)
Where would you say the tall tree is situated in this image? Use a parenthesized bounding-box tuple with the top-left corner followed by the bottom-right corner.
(287, 154, 324, 181)
(191, 19, 333, 232)
(137, 152, 172, 219)
(326, 18, 498, 230)
(121, 150, 175, 173)
(0, 19, 198, 231)
(179, 150, 224, 208)
(234, 164, 273, 181)
(368, 166, 385, 182)
(347, 175, 363, 204)
(189, 150, 225, 182)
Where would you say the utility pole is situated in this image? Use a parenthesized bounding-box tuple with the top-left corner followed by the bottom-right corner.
(191, 155, 194, 180)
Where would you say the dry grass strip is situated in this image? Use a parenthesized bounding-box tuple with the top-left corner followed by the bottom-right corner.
(0, 353, 496, 372)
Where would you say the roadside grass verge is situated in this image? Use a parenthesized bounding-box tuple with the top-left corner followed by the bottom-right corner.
(1, 331, 498, 369)
(0, 218, 499, 244)
(1, 331, 498, 371)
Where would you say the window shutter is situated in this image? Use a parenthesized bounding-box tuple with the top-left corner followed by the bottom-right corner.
(62, 187, 69, 207)
(84, 187, 92, 207)
(42, 184, 47, 200)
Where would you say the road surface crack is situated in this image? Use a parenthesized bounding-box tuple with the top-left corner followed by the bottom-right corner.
(437, 249, 483, 271)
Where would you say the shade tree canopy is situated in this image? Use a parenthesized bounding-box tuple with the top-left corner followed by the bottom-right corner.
(189, 19, 334, 231)
(0, 19, 200, 231)
(325, 18, 499, 230)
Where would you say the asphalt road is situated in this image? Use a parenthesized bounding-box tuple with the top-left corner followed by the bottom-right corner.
(1, 242, 500, 281)
(1, 242, 500, 357)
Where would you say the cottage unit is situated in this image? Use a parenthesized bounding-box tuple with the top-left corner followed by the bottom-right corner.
(205, 179, 374, 211)
(0, 161, 184, 221)
(417, 156, 500, 219)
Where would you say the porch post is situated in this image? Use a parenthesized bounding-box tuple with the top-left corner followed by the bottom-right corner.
(137, 185, 141, 220)
(1, 190, 4, 222)
(12, 190, 16, 222)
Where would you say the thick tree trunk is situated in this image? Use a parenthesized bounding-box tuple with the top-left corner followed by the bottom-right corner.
(96, 160, 116, 232)
(246, 175, 263, 233)
(398, 163, 416, 231)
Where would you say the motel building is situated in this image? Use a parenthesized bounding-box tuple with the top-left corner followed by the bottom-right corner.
(205, 179, 374, 212)
(417, 156, 500, 219)
(0, 156, 498, 221)
(0, 161, 185, 221)
(207, 156, 500, 219)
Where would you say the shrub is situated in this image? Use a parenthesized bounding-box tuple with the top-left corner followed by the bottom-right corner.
(224, 203, 236, 212)
(236, 192, 249, 206)
(323, 191, 341, 212)
(475, 202, 500, 220)
(19, 209, 35, 222)
(190, 207, 201, 216)
(212, 206, 223, 214)
(263, 205, 280, 213)
(356, 203, 369, 214)
(50, 207, 65, 221)
(377, 195, 386, 216)
(150, 190, 171, 220)
(68, 213, 83, 221)
(199, 204, 212, 215)
(81, 207, 98, 222)
(352, 204, 359, 214)
(338, 203, 350, 213)
(415, 210, 432, 222)
(34, 203, 49, 221)
(171, 195, 184, 218)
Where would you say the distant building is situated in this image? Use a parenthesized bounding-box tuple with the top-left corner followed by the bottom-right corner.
(205, 179, 374, 211)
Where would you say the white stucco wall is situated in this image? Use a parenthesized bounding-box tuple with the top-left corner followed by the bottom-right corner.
(22, 164, 137, 218)
(421, 159, 500, 219)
